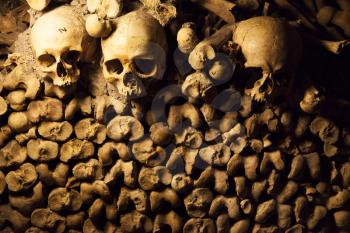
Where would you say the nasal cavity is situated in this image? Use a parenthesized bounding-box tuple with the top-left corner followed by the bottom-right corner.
(123, 73, 137, 86)
(57, 62, 67, 77)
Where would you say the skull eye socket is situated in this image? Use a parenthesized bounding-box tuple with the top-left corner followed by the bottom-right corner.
(134, 58, 156, 76)
(105, 59, 123, 75)
(244, 68, 263, 89)
(62, 50, 81, 65)
(38, 54, 56, 68)
(273, 71, 288, 86)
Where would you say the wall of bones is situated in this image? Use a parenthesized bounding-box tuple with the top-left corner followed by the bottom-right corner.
(0, 0, 350, 232)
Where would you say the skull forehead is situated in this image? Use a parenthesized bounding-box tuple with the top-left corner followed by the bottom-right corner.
(233, 16, 302, 73)
(101, 10, 167, 61)
(31, 6, 86, 56)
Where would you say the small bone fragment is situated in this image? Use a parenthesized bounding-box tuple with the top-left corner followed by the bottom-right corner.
(260, 150, 285, 174)
(25, 0, 51, 11)
(276, 181, 299, 203)
(149, 122, 172, 146)
(65, 94, 92, 120)
(38, 121, 73, 142)
(27, 139, 59, 161)
(0, 171, 6, 195)
(60, 139, 95, 162)
(75, 118, 107, 144)
(48, 187, 82, 212)
(209, 195, 241, 219)
(107, 115, 144, 141)
(0, 140, 27, 168)
(6, 90, 27, 111)
(255, 199, 277, 223)
(168, 103, 202, 132)
(195, 167, 229, 194)
(171, 173, 193, 193)
(306, 205, 327, 230)
(36, 163, 69, 187)
(138, 166, 172, 191)
(277, 204, 293, 229)
(80, 180, 111, 205)
(31, 208, 66, 233)
(120, 210, 153, 233)
(252, 180, 267, 202)
(98, 142, 131, 166)
(174, 126, 203, 149)
(0, 125, 12, 148)
(230, 219, 250, 233)
(86, 14, 113, 38)
(299, 86, 325, 114)
(140, 0, 177, 26)
(104, 160, 138, 187)
(5, 163, 38, 192)
(0, 96, 7, 116)
(83, 218, 103, 233)
(199, 143, 231, 166)
(9, 181, 45, 216)
(184, 188, 213, 218)
(182, 71, 216, 101)
(117, 187, 148, 213)
(190, 0, 236, 23)
(66, 211, 85, 230)
(177, 22, 199, 54)
(240, 199, 254, 215)
(166, 146, 199, 175)
(227, 154, 259, 180)
(132, 137, 167, 166)
(310, 116, 339, 144)
(333, 210, 350, 228)
(326, 189, 350, 210)
(8, 112, 32, 133)
(183, 218, 216, 233)
(0, 204, 30, 232)
(150, 188, 181, 212)
(304, 152, 321, 180)
(73, 159, 104, 180)
(27, 98, 64, 123)
(154, 210, 183, 233)
(3, 65, 41, 100)
(15, 126, 37, 145)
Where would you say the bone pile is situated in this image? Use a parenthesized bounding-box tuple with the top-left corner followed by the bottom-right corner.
(0, 0, 350, 233)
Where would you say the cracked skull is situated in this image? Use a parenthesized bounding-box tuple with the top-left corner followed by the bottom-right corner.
(31, 6, 96, 87)
(101, 10, 167, 99)
(233, 16, 302, 102)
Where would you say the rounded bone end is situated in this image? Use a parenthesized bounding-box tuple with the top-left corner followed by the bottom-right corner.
(184, 218, 216, 233)
(26, 0, 51, 11)
(177, 22, 199, 54)
(0, 96, 8, 116)
(86, 14, 113, 38)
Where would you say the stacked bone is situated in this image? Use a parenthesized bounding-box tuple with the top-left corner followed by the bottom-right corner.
(0, 0, 350, 233)
(2, 70, 350, 233)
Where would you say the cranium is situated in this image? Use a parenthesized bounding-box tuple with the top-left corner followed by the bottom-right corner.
(189, 16, 302, 102)
(31, 6, 96, 87)
(233, 17, 302, 102)
(101, 10, 167, 99)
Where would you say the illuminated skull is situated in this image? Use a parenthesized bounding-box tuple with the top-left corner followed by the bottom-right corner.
(234, 17, 302, 102)
(101, 10, 167, 99)
(31, 6, 96, 87)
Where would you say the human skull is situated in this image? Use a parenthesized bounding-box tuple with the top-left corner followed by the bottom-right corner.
(31, 6, 96, 87)
(233, 16, 302, 102)
(101, 10, 167, 99)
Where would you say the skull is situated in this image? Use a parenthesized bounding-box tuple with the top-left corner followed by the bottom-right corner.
(31, 6, 96, 87)
(232, 16, 302, 102)
(101, 10, 167, 99)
